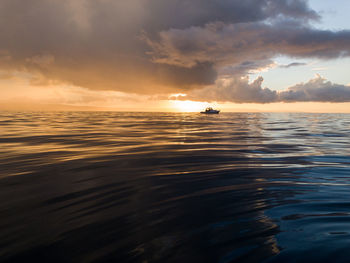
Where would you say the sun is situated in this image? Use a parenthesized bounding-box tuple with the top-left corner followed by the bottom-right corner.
(171, 100, 208, 112)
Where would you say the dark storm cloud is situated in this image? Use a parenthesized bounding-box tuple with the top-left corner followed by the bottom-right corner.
(180, 75, 350, 103)
(0, 0, 348, 99)
(146, 21, 350, 68)
(143, 0, 319, 31)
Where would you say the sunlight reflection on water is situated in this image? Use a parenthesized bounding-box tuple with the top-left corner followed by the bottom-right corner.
(1, 112, 350, 262)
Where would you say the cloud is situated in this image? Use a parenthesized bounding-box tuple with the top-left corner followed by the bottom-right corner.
(179, 77, 278, 103)
(146, 21, 350, 69)
(179, 75, 350, 103)
(279, 75, 350, 102)
(182, 76, 277, 103)
(143, 0, 319, 31)
(0, 0, 348, 104)
(0, 0, 328, 93)
(0, 71, 14, 80)
(279, 62, 306, 68)
(213, 60, 277, 76)
(26, 54, 55, 67)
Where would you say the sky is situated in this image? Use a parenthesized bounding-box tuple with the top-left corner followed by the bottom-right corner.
(1, 0, 350, 112)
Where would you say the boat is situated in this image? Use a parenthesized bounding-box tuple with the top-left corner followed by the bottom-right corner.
(200, 107, 220, 114)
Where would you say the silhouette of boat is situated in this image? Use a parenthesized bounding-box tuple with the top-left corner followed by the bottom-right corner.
(200, 107, 220, 114)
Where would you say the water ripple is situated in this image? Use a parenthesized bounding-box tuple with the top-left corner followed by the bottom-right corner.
(1, 112, 350, 262)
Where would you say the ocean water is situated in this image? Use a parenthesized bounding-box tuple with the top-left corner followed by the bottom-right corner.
(1, 111, 350, 262)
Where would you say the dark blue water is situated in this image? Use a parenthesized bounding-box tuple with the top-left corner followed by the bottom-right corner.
(1, 112, 350, 262)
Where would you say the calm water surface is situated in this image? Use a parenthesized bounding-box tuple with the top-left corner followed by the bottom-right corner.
(1, 112, 350, 262)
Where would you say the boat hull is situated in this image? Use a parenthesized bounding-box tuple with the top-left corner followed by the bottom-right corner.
(200, 111, 220, 114)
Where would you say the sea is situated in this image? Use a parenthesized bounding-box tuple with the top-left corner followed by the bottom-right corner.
(1, 111, 350, 262)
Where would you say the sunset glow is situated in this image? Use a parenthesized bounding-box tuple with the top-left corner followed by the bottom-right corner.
(171, 100, 209, 112)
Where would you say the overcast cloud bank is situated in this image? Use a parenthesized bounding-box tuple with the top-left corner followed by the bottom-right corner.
(0, 0, 350, 102)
